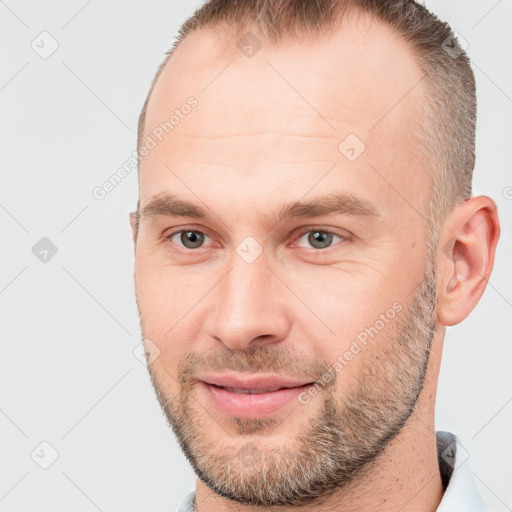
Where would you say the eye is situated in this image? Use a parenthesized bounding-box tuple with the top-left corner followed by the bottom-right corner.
(167, 230, 210, 250)
(294, 229, 348, 250)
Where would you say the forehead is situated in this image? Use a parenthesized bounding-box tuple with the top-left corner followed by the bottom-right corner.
(140, 14, 430, 219)
(146, 14, 425, 127)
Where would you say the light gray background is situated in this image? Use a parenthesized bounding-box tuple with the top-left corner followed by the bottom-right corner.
(0, 1, 511, 511)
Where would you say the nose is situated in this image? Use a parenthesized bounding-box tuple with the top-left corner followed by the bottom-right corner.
(204, 255, 292, 352)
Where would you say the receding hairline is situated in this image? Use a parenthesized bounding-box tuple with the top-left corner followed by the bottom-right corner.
(137, 5, 420, 151)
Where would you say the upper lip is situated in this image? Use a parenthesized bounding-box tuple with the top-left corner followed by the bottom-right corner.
(199, 373, 315, 391)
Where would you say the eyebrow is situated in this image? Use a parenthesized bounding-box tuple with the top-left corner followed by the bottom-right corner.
(139, 192, 379, 224)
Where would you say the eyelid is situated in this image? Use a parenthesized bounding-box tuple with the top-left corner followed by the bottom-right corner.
(293, 225, 351, 238)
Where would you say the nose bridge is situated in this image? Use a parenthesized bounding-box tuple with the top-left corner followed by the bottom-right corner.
(205, 250, 290, 350)
(222, 259, 266, 316)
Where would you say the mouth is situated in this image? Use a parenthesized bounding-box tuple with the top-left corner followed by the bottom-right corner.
(198, 374, 316, 418)
(206, 383, 311, 394)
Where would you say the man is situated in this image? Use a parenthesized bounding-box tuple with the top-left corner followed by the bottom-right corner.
(130, 0, 500, 510)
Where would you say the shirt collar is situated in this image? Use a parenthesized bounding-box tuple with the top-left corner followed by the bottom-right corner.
(177, 431, 487, 512)
(435, 431, 487, 511)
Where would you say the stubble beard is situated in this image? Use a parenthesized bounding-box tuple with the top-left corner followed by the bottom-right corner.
(142, 257, 438, 506)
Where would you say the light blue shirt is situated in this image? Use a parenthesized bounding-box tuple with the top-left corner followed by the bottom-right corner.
(177, 431, 487, 511)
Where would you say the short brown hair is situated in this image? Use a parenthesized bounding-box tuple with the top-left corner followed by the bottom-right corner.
(138, 0, 476, 232)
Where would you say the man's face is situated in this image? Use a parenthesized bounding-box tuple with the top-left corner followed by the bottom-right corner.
(133, 15, 437, 506)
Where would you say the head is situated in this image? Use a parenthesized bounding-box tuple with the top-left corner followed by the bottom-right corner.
(130, 0, 499, 506)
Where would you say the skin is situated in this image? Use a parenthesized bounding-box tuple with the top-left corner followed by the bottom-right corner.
(130, 13, 500, 512)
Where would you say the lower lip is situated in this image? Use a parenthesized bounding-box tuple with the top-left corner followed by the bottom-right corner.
(200, 381, 313, 418)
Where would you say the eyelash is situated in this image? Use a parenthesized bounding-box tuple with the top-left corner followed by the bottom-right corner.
(165, 227, 349, 252)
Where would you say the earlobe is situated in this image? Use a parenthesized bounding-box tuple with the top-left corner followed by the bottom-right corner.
(437, 196, 500, 326)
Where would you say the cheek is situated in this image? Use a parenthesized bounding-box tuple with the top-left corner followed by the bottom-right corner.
(286, 268, 406, 375)
(134, 263, 202, 373)
(135, 259, 195, 321)
(287, 265, 394, 332)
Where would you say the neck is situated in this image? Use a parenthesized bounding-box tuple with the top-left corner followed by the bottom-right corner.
(195, 330, 446, 512)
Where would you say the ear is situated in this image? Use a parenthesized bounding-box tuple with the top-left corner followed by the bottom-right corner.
(129, 210, 139, 247)
(436, 196, 500, 326)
